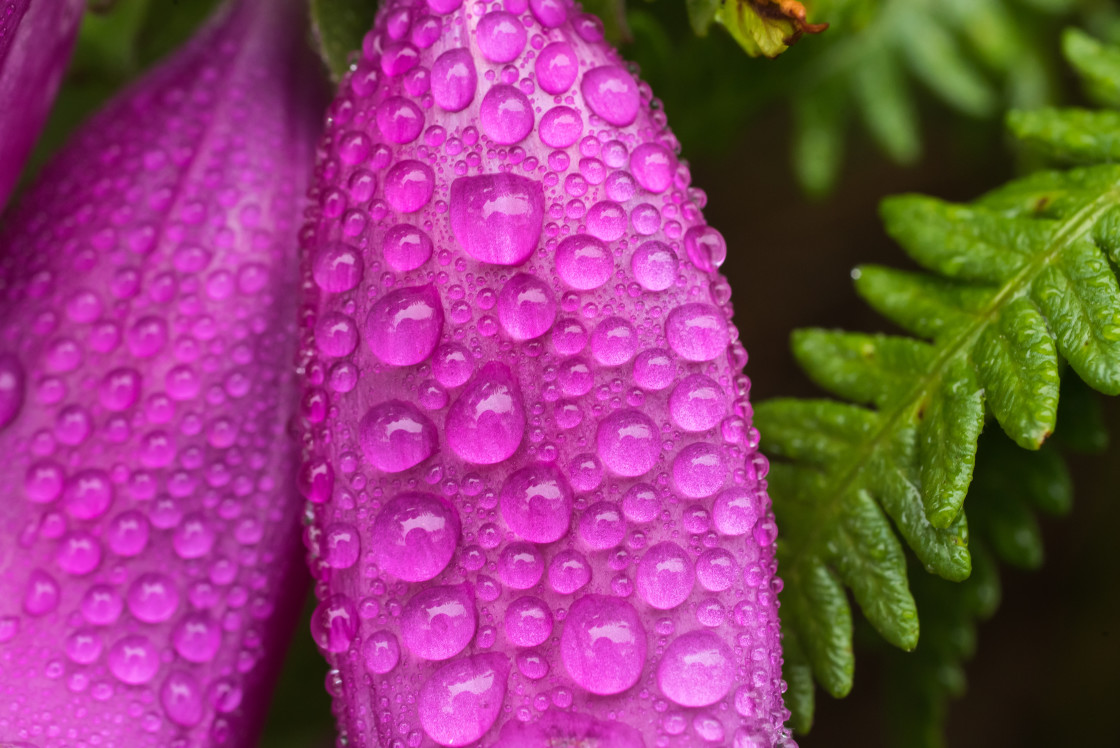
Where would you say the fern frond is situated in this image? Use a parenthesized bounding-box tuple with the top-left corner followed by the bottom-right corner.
(760, 27, 1120, 733)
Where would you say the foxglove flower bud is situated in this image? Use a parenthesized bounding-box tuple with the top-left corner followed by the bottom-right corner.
(299, 1, 789, 746)
(0, 0, 84, 210)
(0, 0, 320, 743)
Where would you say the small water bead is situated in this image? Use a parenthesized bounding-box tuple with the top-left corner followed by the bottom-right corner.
(712, 487, 759, 536)
(359, 400, 437, 473)
(476, 11, 526, 62)
(568, 452, 604, 492)
(505, 596, 553, 647)
(66, 629, 103, 664)
(560, 595, 647, 695)
(696, 548, 737, 592)
(586, 201, 627, 242)
(539, 106, 584, 149)
(172, 612, 222, 663)
(99, 367, 142, 411)
(337, 130, 372, 164)
(57, 531, 102, 576)
(371, 492, 460, 582)
(630, 143, 678, 194)
(631, 240, 678, 292)
(555, 234, 612, 290)
(449, 173, 544, 266)
(665, 303, 730, 362)
(311, 594, 359, 653)
(366, 284, 444, 366)
(324, 522, 362, 569)
(657, 630, 735, 707)
(499, 542, 545, 589)
(622, 483, 659, 523)
(497, 273, 556, 340)
(433, 343, 474, 387)
(382, 39, 420, 76)
(579, 502, 626, 550)
(385, 159, 435, 213)
(632, 348, 675, 390)
(313, 242, 363, 293)
(376, 96, 424, 144)
(673, 442, 725, 498)
(127, 316, 168, 357)
(127, 572, 180, 623)
(82, 584, 123, 625)
(684, 225, 728, 272)
(597, 409, 661, 477)
(555, 399, 583, 429)
(431, 48, 477, 112)
(517, 649, 550, 679)
(382, 223, 434, 272)
(636, 541, 695, 610)
(363, 630, 401, 674)
(0, 354, 24, 430)
(548, 549, 591, 594)
(401, 584, 477, 660)
(314, 312, 359, 358)
(530, 0, 567, 27)
(581, 66, 640, 127)
(173, 512, 215, 559)
(55, 404, 91, 445)
(499, 463, 573, 543)
(590, 317, 637, 366)
(551, 317, 588, 355)
(63, 469, 113, 520)
(108, 634, 160, 685)
(446, 363, 526, 464)
(161, 670, 204, 727)
(418, 653, 510, 747)
(693, 713, 726, 743)
(670, 374, 726, 432)
(24, 568, 61, 616)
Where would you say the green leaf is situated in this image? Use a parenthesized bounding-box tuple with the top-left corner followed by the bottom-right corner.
(768, 30, 1120, 737)
(716, 0, 828, 58)
(1009, 109, 1120, 163)
(310, 0, 378, 81)
(685, 0, 721, 36)
(782, 633, 816, 734)
(1063, 27, 1120, 107)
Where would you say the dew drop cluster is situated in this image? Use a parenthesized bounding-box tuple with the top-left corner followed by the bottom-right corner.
(299, 1, 790, 747)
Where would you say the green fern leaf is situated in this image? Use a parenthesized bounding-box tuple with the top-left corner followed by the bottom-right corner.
(763, 29, 1120, 734)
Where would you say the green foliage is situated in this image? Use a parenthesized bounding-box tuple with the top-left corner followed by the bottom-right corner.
(310, 0, 378, 81)
(756, 28, 1120, 738)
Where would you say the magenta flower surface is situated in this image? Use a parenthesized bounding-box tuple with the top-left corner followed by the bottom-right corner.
(0, 0, 320, 743)
(299, 1, 790, 746)
(0, 0, 84, 211)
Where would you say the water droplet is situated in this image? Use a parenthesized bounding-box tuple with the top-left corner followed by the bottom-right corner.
(479, 84, 535, 146)
(499, 542, 544, 589)
(65, 628, 103, 664)
(581, 66, 639, 127)
(127, 572, 179, 623)
(372, 492, 460, 581)
(363, 629, 401, 674)
(630, 143, 678, 194)
(172, 611, 222, 662)
(376, 96, 425, 144)
(586, 201, 627, 242)
(313, 242, 364, 293)
(315, 312, 359, 358)
(632, 348, 675, 391)
(555, 234, 612, 290)
(622, 483, 659, 524)
(57, 531, 102, 575)
(433, 343, 474, 387)
(476, 11, 526, 62)
(713, 487, 760, 536)
(535, 41, 578, 94)
(665, 304, 729, 362)
(385, 159, 435, 213)
(0, 354, 26, 430)
(539, 106, 584, 149)
(366, 284, 444, 366)
(359, 400, 438, 473)
(311, 594, 359, 653)
(23, 568, 60, 616)
(685, 225, 727, 272)
(418, 653, 510, 746)
(431, 48, 478, 112)
(657, 631, 735, 707)
(672, 442, 724, 498)
(81, 584, 123, 625)
(560, 595, 646, 695)
(497, 273, 556, 340)
(597, 409, 660, 477)
(324, 522, 362, 569)
(446, 363, 525, 464)
(579, 501, 626, 550)
(589, 317, 637, 366)
(63, 469, 114, 520)
(401, 584, 476, 660)
(449, 173, 544, 266)
(24, 460, 64, 503)
(99, 367, 142, 411)
(161, 670, 205, 726)
(383, 223, 434, 271)
(548, 549, 591, 594)
(669, 374, 725, 432)
(500, 463, 573, 543)
(107, 509, 150, 556)
(108, 634, 160, 684)
(631, 240, 677, 292)
(636, 541, 694, 609)
(504, 596, 553, 647)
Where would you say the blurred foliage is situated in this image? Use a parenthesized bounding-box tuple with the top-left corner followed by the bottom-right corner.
(310, 0, 378, 81)
(757, 27, 1120, 743)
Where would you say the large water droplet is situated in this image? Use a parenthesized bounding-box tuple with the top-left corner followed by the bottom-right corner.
(548, 549, 591, 594)
(364, 630, 401, 674)
(376, 96, 425, 144)
(555, 234, 612, 290)
(539, 106, 584, 149)
(669, 374, 725, 432)
(712, 487, 760, 536)
(581, 66, 640, 127)
(401, 584, 477, 660)
(431, 48, 478, 112)
(496, 273, 556, 341)
(657, 630, 735, 707)
(372, 491, 460, 582)
(665, 304, 729, 362)
(504, 596, 553, 647)
(476, 11, 526, 62)
(450, 173, 544, 266)
(385, 160, 435, 213)
(589, 317, 637, 366)
(480, 85, 534, 145)
(597, 409, 660, 477)
(311, 594, 359, 653)
(498, 542, 544, 589)
(108, 634, 160, 684)
(127, 572, 180, 623)
(383, 223, 434, 272)
(636, 541, 694, 610)
(630, 143, 678, 194)
(535, 41, 578, 95)
(631, 240, 678, 292)
(672, 442, 724, 498)
(418, 653, 510, 746)
(366, 284, 444, 366)
(172, 612, 222, 663)
(560, 595, 647, 695)
(161, 670, 204, 726)
(446, 363, 525, 464)
(499, 463, 573, 543)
